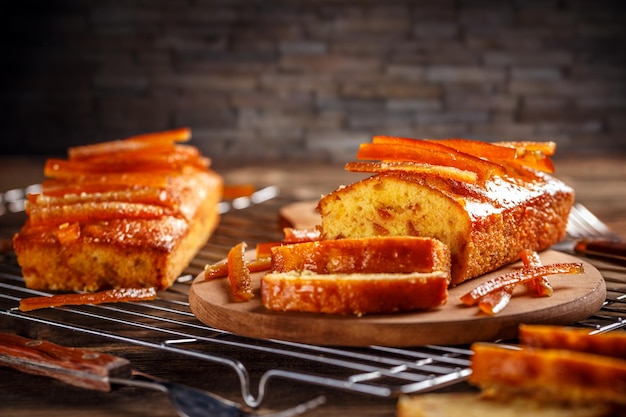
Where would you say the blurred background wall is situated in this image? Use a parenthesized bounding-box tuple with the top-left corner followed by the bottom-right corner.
(1, 0, 624, 165)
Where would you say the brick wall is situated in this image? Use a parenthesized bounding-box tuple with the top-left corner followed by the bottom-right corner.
(1, 0, 625, 164)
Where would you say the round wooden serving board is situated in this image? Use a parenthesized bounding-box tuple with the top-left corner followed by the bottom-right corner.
(189, 249, 605, 347)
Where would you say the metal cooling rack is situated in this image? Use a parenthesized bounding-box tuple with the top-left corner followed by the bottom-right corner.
(0, 186, 624, 408)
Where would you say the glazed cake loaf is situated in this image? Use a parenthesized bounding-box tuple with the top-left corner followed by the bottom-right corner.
(13, 128, 223, 292)
(318, 168, 574, 286)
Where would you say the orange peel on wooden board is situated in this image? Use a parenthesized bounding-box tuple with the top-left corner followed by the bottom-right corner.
(460, 261, 584, 308)
(476, 249, 554, 315)
(227, 242, 255, 302)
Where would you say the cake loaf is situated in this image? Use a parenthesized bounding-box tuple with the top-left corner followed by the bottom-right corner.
(318, 138, 574, 286)
(13, 128, 223, 292)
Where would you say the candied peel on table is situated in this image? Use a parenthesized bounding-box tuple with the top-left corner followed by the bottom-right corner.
(19, 288, 158, 312)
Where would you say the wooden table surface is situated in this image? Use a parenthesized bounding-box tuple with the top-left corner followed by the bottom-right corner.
(0, 155, 625, 417)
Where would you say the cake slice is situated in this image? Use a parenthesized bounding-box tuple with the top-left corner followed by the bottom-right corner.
(519, 324, 626, 359)
(469, 342, 626, 406)
(270, 236, 450, 276)
(398, 353, 622, 417)
(262, 271, 449, 316)
(398, 326, 626, 417)
(261, 236, 450, 315)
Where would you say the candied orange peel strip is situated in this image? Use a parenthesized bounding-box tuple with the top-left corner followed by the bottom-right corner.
(46, 146, 209, 178)
(29, 187, 178, 210)
(508, 151, 555, 173)
(477, 250, 552, 315)
(204, 260, 229, 280)
(42, 172, 172, 195)
(353, 136, 558, 177)
(222, 184, 256, 200)
(478, 285, 515, 316)
(429, 138, 518, 160)
(345, 161, 479, 183)
(255, 241, 284, 258)
(478, 285, 514, 315)
(204, 256, 271, 280)
(495, 141, 557, 156)
(227, 242, 255, 301)
(359, 136, 505, 180)
(255, 228, 322, 258)
(493, 140, 557, 173)
(460, 262, 584, 306)
(357, 142, 494, 180)
(19, 287, 157, 312)
(68, 127, 191, 160)
(520, 249, 553, 297)
(26, 201, 169, 227)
